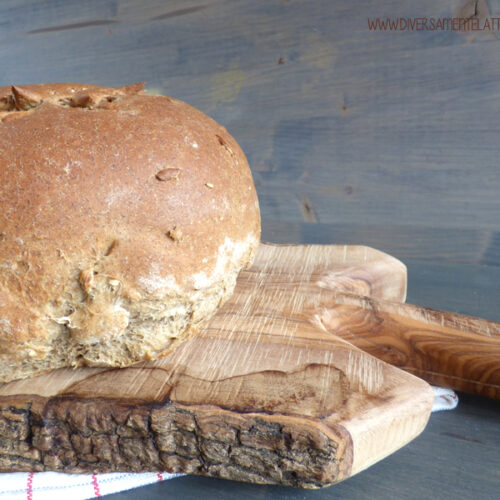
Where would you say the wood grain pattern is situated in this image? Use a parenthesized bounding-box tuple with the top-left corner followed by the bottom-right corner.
(313, 292, 500, 399)
(0, 244, 433, 488)
(207, 244, 500, 398)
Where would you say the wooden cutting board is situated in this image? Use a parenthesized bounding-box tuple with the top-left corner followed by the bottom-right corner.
(0, 244, 498, 488)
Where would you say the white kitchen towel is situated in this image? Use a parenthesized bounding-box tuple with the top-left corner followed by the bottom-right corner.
(431, 385, 459, 411)
(0, 388, 458, 500)
(0, 471, 183, 499)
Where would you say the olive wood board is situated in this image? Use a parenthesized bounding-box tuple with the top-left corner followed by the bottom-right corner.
(0, 243, 498, 488)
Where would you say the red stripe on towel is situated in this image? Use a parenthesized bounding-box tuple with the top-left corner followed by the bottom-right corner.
(26, 472, 34, 500)
(91, 474, 101, 497)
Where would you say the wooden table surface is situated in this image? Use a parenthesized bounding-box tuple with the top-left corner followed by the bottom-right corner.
(1, 0, 499, 498)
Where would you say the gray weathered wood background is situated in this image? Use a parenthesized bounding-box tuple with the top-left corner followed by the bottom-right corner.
(0, 1, 499, 499)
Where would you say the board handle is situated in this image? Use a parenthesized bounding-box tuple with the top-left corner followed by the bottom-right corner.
(311, 291, 500, 399)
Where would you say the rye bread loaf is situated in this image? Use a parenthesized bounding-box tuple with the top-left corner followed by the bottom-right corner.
(0, 82, 260, 383)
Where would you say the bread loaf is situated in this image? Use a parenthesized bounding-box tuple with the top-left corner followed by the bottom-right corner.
(0, 83, 260, 383)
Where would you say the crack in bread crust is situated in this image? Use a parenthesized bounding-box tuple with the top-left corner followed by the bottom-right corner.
(1, 265, 242, 382)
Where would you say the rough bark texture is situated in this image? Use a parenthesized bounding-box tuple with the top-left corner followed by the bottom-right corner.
(0, 396, 349, 489)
